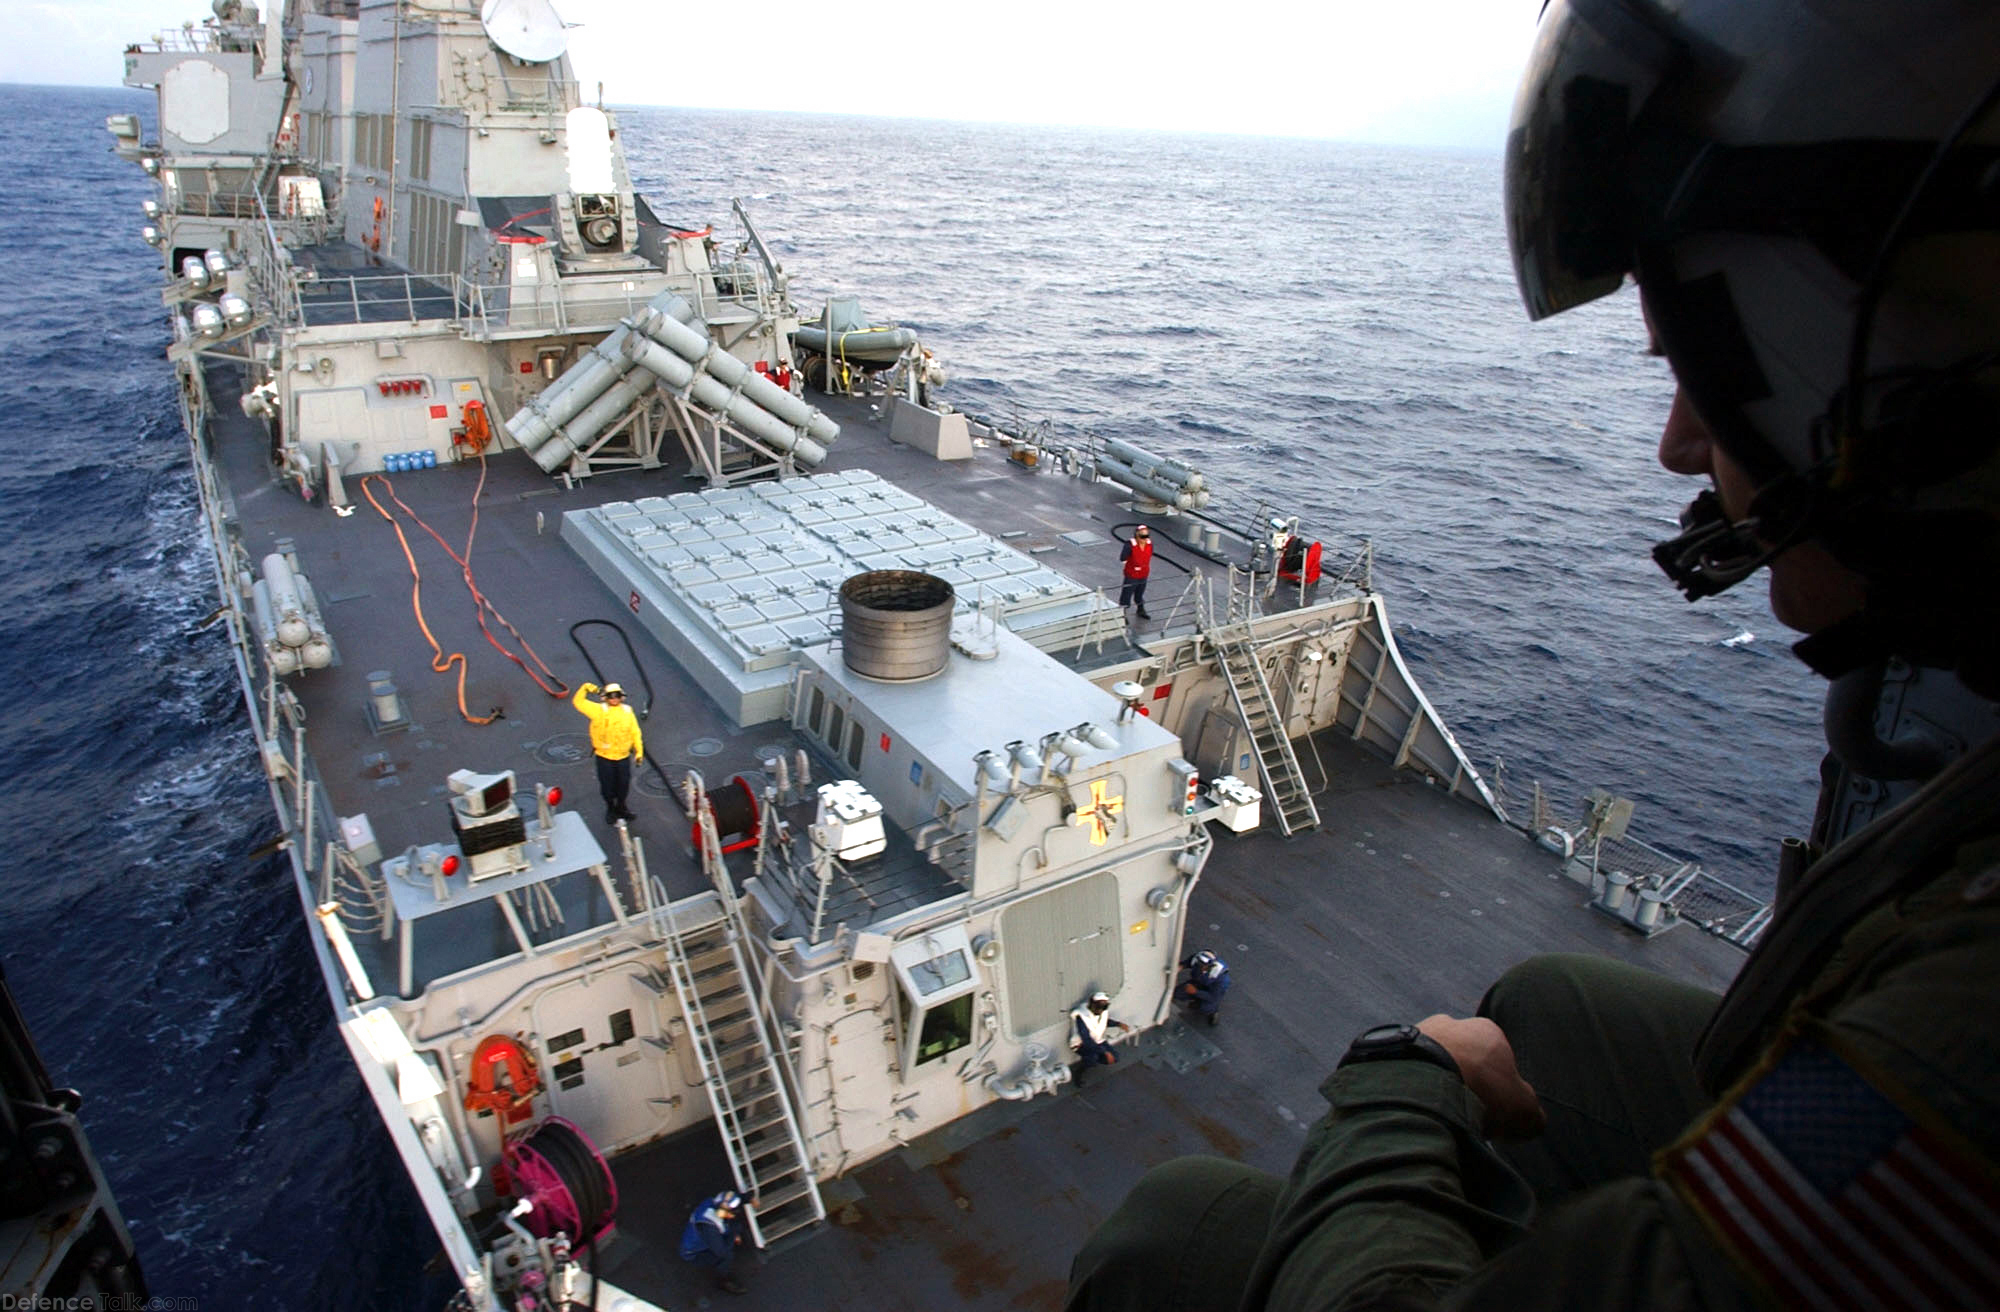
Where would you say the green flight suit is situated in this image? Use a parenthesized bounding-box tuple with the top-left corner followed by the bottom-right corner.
(1068, 736, 2000, 1311)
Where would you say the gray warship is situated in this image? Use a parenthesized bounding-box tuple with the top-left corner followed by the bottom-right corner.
(109, 2, 1770, 1307)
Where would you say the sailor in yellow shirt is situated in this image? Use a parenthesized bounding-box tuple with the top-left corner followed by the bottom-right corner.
(573, 681, 643, 824)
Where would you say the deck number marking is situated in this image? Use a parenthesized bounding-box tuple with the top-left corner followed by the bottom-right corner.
(1078, 779, 1124, 846)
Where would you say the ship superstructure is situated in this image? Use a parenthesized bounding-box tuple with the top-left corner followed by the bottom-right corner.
(108, 3, 1766, 1308)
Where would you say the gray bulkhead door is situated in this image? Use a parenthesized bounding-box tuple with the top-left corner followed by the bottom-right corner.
(998, 872, 1125, 1039)
(528, 966, 678, 1153)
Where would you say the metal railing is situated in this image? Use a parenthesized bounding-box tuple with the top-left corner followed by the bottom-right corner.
(486, 74, 585, 114)
(173, 192, 266, 220)
(290, 268, 462, 328)
(454, 259, 776, 337)
(1517, 782, 1773, 949)
(1577, 828, 1772, 950)
(129, 28, 229, 55)
(273, 259, 779, 334)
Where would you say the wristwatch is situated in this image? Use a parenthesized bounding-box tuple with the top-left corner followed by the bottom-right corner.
(1336, 1022, 1461, 1077)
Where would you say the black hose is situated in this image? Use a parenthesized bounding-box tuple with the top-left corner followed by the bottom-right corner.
(568, 618, 677, 796)
(569, 619, 656, 721)
(560, 1129, 609, 1236)
(561, 1127, 611, 1236)
(524, 1120, 614, 1240)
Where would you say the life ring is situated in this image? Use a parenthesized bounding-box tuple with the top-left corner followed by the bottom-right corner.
(460, 399, 491, 453)
(464, 1034, 542, 1120)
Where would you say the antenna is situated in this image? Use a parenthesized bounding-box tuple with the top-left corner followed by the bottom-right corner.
(479, 0, 567, 64)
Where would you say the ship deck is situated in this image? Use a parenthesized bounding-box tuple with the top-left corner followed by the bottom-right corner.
(199, 364, 1746, 1309)
(595, 720, 1744, 1310)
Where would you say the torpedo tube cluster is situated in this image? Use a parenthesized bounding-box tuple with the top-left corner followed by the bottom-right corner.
(504, 287, 839, 472)
(1094, 437, 1211, 511)
(247, 548, 334, 676)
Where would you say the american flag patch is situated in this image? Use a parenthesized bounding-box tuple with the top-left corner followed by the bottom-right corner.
(1658, 1037, 2000, 1309)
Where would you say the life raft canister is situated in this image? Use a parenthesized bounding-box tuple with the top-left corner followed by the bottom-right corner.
(464, 1034, 542, 1122)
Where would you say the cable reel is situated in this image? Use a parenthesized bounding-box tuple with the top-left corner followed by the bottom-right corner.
(502, 1116, 619, 1245)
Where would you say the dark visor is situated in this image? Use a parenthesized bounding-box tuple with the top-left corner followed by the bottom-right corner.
(1505, 0, 1680, 320)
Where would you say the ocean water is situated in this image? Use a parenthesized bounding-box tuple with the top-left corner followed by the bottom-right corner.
(0, 85, 1820, 1305)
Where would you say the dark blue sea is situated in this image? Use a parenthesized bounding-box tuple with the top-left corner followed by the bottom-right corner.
(0, 85, 1821, 1306)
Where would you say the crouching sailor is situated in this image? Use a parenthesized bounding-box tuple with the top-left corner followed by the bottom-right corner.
(1070, 991, 1131, 1089)
(680, 1189, 752, 1295)
(1177, 950, 1231, 1026)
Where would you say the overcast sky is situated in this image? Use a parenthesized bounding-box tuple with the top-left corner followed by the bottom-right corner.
(11, 0, 1544, 150)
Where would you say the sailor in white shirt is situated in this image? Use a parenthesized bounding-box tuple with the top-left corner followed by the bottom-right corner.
(1070, 991, 1131, 1089)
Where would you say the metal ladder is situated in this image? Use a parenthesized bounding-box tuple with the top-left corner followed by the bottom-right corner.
(1211, 627, 1321, 835)
(654, 777, 825, 1249)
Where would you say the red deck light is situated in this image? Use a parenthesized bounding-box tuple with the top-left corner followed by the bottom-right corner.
(441, 854, 460, 877)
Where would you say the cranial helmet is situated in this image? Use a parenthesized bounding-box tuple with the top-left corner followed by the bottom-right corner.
(1506, 0, 2000, 687)
(1191, 951, 1217, 968)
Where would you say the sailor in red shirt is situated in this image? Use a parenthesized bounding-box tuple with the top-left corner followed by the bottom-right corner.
(1119, 526, 1152, 621)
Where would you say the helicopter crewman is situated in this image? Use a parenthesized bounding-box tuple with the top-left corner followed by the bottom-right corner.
(1069, 2, 2000, 1307)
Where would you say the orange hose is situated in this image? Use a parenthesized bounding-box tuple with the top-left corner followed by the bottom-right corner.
(365, 454, 570, 705)
(361, 474, 497, 725)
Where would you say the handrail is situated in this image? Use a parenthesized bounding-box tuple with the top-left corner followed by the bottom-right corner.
(128, 29, 227, 55)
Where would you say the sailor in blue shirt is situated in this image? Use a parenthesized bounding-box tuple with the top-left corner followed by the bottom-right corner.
(679, 1189, 752, 1295)
(1176, 950, 1230, 1026)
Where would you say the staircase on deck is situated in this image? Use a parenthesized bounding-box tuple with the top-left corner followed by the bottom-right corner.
(1210, 625, 1321, 836)
(654, 781, 825, 1248)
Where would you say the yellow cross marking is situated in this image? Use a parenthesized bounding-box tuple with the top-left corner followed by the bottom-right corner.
(1079, 779, 1124, 846)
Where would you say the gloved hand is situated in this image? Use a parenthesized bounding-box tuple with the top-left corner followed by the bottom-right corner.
(580, 682, 597, 695)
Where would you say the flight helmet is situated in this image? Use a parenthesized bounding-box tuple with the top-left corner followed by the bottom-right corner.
(1505, 0, 2000, 688)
